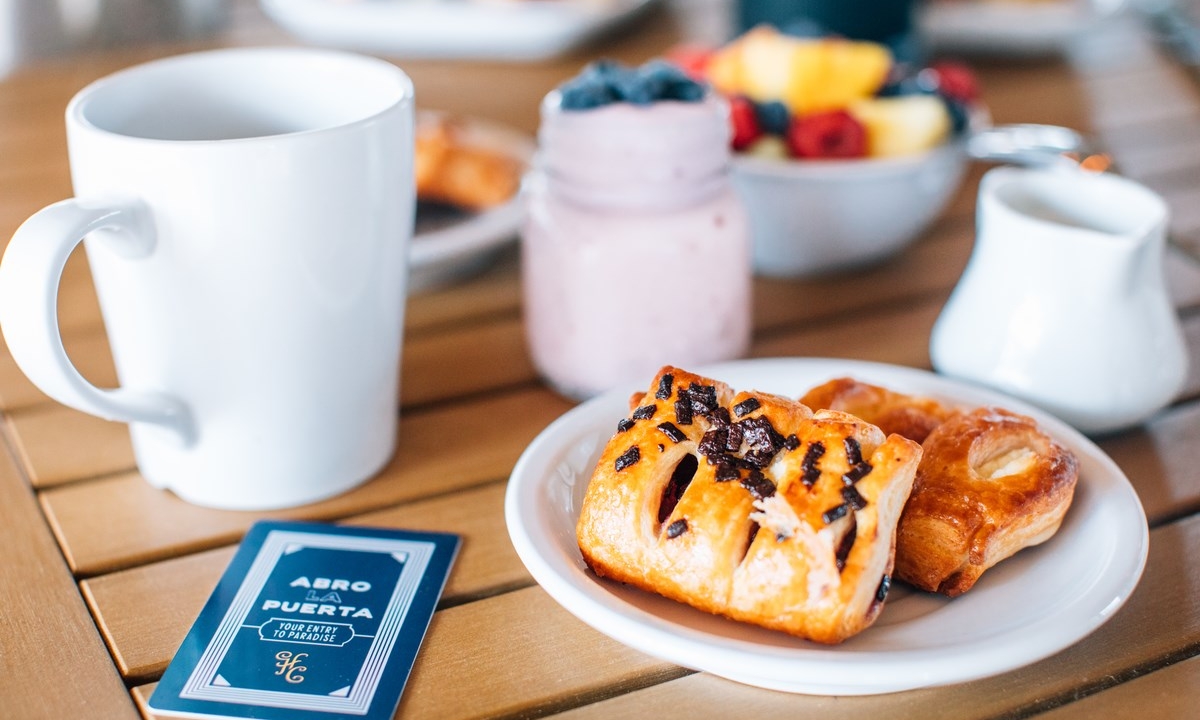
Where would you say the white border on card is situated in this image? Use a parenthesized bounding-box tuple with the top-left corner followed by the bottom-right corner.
(178, 530, 434, 715)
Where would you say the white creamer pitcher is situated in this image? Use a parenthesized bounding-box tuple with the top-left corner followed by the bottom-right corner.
(931, 166, 1188, 435)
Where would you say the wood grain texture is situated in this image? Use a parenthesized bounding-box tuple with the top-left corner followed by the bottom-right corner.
(1036, 654, 1200, 719)
(0, 435, 136, 719)
(42, 387, 573, 576)
(0, 325, 116, 412)
(5, 404, 135, 488)
(548, 514, 1200, 719)
(135, 586, 686, 720)
(82, 481, 529, 682)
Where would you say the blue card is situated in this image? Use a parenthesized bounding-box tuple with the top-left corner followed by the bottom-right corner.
(148, 520, 460, 719)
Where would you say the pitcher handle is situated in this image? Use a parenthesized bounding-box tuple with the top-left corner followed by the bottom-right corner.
(0, 197, 195, 446)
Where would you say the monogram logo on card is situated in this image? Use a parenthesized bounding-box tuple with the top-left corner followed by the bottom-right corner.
(274, 650, 308, 684)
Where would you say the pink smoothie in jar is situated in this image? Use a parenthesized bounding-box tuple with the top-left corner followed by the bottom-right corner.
(522, 85, 752, 399)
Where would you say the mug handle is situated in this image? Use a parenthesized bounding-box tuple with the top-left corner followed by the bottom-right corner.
(0, 197, 195, 448)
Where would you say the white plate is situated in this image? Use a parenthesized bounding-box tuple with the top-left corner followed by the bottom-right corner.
(260, 0, 659, 61)
(408, 113, 533, 292)
(918, 0, 1123, 56)
(504, 357, 1148, 695)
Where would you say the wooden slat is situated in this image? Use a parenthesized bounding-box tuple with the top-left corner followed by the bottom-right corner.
(1035, 654, 1200, 719)
(82, 481, 528, 683)
(40, 387, 573, 576)
(543, 513, 1200, 719)
(404, 249, 522, 335)
(5, 404, 135, 488)
(401, 315, 537, 408)
(0, 325, 116, 412)
(134, 585, 686, 720)
(0, 430, 136, 718)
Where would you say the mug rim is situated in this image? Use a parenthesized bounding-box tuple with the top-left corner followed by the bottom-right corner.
(66, 46, 414, 145)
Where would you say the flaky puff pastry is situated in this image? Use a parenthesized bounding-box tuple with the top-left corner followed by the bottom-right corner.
(800, 377, 955, 445)
(576, 367, 922, 644)
(895, 407, 1079, 597)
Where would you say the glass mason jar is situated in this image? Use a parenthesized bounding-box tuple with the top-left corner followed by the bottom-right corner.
(522, 90, 752, 399)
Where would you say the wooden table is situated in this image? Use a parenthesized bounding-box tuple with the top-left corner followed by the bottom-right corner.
(3, 3, 1200, 718)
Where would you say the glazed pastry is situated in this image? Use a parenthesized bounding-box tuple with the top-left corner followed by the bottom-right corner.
(895, 407, 1079, 597)
(800, 377, 954, 444)
(576, 367, 922, 644)
(415, 115, 522, 210)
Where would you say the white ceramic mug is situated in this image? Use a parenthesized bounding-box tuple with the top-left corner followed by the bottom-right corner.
(931, 166, 1188, 435)
(0, 48, 414, 509)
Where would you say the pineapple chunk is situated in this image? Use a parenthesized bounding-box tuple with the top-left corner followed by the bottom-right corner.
(708, 26, 891, 115)
(849, 95, 952, 158)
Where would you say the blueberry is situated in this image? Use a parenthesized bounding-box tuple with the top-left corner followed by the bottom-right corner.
(612, 64, 664, 105)
(942, 97, 970, 135)
(754, 100, 790, 135)
(915, 67, 942, 94)
(559, 75, 618, 110)
(664, 80, 706, 102)
(877, 75, 926, 97)
(640, 60, 706, 103)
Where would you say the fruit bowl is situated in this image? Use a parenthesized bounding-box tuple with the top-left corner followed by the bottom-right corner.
(732, 138, 967, 277)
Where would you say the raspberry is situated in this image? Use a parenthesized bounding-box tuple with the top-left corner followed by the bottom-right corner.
(926, 61, 979, 104)
(729, 96, 762, 151)
(786, 110, 867, 159)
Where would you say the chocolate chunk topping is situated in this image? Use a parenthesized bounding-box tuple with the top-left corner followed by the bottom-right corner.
(842, 462, 873, 485)
(835, 521, 857, 572)
(822, 502, 849, 524)
(732, 397, 761, 417)
(674, 397, 694, 426)
(875, 574, 891, 603)
(698, 427, 729, 458)
(739, 416, 784, 454)
(783, 434, 800, 451)
(655, 373, 674, 400)
(747, 522, 761, 548)
(708, 407, 732, 428)
(632, 404, 656, 420)
(725, 423, 744, 452)
(714, 461, 739, 482)
(844, 437, 865, 467)
(801, 441, 826, 486)
(665, 518, 689, 539)
(740, 470, 776, 500)
(614, 446, 640, 472)
(658, 444, 665, 452)
(742, 448, 776, 469)
(682, 383, 719, 415)
(617, 418, 634, 433)
(657, 422, 687, 444)
(841, 484, 868, 510)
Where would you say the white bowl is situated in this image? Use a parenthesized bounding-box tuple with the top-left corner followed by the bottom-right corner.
(731, 140, 967, 277)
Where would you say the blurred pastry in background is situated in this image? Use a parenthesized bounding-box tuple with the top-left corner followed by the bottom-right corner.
(416, 113, 523, 211)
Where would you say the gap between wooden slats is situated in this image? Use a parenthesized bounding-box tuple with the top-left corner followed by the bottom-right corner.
(79, 355, 1200, 689)
(81, 480, 527, 683)
(32, 276, 1200, 579)
(0, 420, 137, 718)
(1036, 653, 1200, 719)
(40, 388, 573, 577)
(127, 513, 1200, 720)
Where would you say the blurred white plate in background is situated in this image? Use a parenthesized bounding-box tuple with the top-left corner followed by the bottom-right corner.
(261, 0, 659, 61)
(919, 0, 1126, 56)
(409, 112, 534, 292)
